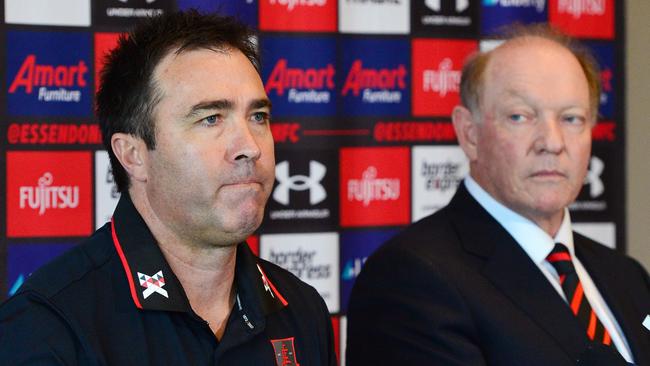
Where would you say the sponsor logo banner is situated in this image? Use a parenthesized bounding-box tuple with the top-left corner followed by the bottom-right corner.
(587, 42, 615, 119)
(412, 39, 476, 116)
(264, 149, 339, 232)
(373, 120, 457, 143)
(7, 243, 74, 296)
(7, 31, 92, 117)
(260, 232, 339, 312)
(570, 148, 620, 222)
(262, 36, 337, 117)
(95, 151, 120, 229)
(339, 0, 409, 34)
(7, 151, 92, 237)
(549, 0, 614, 39)
(178, 0, 258, 26)
(92, 0, 172, 26)
(481, 0, 547, 36)
(340, 229, 398, 311)
(412, 0, 478, 36)
(260, 0, 336, 32)
(6, 123, 102, 145)
(340, 147, 410, 227)
(573, 222, 615, 249)
(5, 0, 90, 26)
(412, 146, 469, 222)
(340, 38, 410, 116)
(94, 33, 122, 93)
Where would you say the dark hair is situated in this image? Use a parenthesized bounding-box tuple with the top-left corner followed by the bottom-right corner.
(460, 23, 601, 120)
(96, 10, 260, 192)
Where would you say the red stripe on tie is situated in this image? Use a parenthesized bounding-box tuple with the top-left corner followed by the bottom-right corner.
(603, 330, 612, 345)
(559, 274, 566, 285)
(547, 252, 572, 263)
(570, 282, 584, 315)
(587, 310, 597, 340)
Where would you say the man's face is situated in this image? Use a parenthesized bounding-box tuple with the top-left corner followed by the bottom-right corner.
(469, 37, 593, 229)
(144, 48, 275, 247)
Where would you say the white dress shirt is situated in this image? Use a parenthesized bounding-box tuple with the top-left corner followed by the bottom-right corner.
(464, 176, 633, 362)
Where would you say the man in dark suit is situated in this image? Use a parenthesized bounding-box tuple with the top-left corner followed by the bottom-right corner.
(347, 25, 650, 365)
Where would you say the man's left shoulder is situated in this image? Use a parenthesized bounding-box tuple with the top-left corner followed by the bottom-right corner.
(575, 232, 649, 277)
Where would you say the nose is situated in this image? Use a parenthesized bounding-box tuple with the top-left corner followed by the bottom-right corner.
(533, 115, 565, 154)
(229, 121, 261, 163)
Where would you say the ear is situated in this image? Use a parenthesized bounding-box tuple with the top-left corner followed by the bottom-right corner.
(111, 133, 148, 184)
(452, 105, 479, 162)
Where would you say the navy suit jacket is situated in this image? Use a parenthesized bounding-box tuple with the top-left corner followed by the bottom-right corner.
(347, 185, 650, 365)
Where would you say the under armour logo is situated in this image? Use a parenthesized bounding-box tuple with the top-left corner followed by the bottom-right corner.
(273, 160, 326, 206)
(138, 270, 168, 299)
(585, 156, 604, 198)
(425, 0, 469, 12)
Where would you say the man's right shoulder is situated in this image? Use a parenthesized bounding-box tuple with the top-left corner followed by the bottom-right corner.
(12, 223, 116, 301)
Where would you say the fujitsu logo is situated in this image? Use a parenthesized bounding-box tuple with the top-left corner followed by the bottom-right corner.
(265, 59, 335, 103)
(558, 0, 605, 18)
(8, 55, 88, 102)
(342, 60, 406, 103)
(273, 160, 327, 205)
(347, 166, 400, 206)
(269, 0, 327, 11)
(422, 58, 461, 97)
(19, 173, 80, 216)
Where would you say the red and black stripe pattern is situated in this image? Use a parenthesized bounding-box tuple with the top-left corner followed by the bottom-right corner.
(547, 243, 612, 346)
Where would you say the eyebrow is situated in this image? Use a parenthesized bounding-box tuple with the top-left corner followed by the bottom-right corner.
(184, 98, 272, 119)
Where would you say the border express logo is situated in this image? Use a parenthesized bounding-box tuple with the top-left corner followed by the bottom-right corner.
(262, 36, 337, 117)
(7, 243, 74, 296)
(340, 230, 398, 311)
(7, 31, 92, 117)
(340, 38, 410, 116)
(261, 232, 340, 312)
(7, 151, 92, 237)
(260, 0, 336, 32)
(264, 149, 339, 232)
(412, 39, 476, 117)
(340, 147, 410, 227)
(481, 0, 547, 36)
(339, 0, 409, 34)
(549, 0, 614, 39)
(412, 146, 469, 222)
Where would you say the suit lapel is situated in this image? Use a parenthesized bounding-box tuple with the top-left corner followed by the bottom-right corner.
(447, 186, 590, 359)
(576, 239, 650, 365)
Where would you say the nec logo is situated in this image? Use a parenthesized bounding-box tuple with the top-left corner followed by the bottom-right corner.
(7, 151, 92, 237)
(7, 31, 92, 116)
(340, 147, 410, 227)
(341, 38, 410, 116)
(412, 39, 476, 116)
(273, 160, 327, 205)
(262, 36, 337, 116)
(260, 0, 336, 31)
(426, 0, 469, 12)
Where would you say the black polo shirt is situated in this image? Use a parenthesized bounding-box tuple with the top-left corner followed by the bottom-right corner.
(0, 194, 336, 365)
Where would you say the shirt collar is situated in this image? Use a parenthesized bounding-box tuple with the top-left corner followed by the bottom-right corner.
(464, 176, 575, 265)
(111, 193, 287, 317)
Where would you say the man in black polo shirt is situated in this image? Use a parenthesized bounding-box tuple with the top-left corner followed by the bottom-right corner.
(0, 10, 335, 366)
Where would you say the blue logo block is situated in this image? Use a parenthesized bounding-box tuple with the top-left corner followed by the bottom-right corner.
(481, 0, 547, 36)
(340, 229, 398, 312)
(586, 42, 615, 119)
(262, 35, 337, 117)
(177, 0, 257, 27)
(6, 31, 92, 117)
(7, 244, 74, 296)
(340, 38, 410, 117)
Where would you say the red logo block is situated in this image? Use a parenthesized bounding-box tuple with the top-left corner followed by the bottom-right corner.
(412, 39, 477, 117)
(7, 151, 92, 237)
(549, 0, 614, 39)
(94, 32, 122, 92)
(259, 0, 337, 32)
(340, 147, 410, 227)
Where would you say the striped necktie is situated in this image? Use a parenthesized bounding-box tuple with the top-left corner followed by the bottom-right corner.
(547, 243, 612, 345)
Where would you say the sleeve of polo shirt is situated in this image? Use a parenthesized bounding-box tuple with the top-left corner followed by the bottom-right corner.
(345, 244, 486, 366)
(0, 292, 83, 365)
